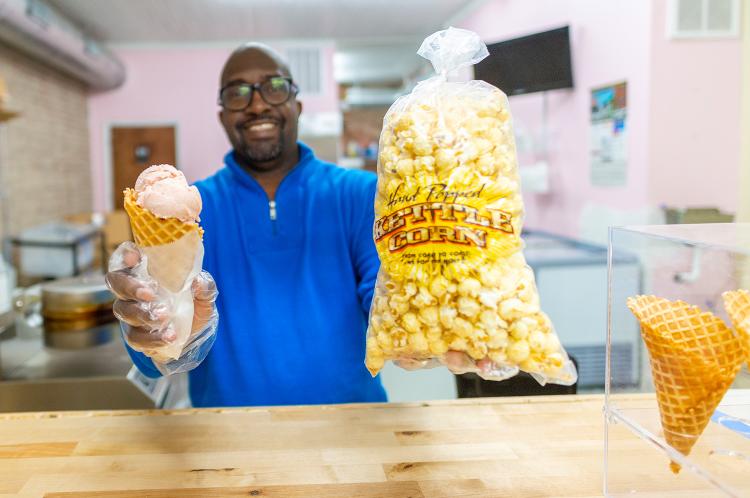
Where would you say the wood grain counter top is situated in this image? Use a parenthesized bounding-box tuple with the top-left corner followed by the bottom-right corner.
(0, 395, 688, 497)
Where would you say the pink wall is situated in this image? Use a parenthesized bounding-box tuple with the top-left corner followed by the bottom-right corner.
(459, 0, 743, 236)
(88, 43, 338, 211)
(458, 0, 653, 237)
(647, 1, 742, 212)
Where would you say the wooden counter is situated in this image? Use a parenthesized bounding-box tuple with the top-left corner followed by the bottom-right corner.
(0, 395, 688, 497)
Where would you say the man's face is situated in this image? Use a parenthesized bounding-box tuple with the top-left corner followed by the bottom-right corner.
(219, 51, 302, 170)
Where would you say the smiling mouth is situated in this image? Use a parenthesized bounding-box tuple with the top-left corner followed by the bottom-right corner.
(241, 119, 281, 139)
(247, 122, 277, 131)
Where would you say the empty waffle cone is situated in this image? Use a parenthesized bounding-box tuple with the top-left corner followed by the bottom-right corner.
(123, 188, 203, 293)
(627, 295, 744, 473)
(722, 289, 750, 366)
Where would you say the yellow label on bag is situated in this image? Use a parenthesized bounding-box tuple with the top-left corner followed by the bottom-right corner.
(374, 180, 520, 279)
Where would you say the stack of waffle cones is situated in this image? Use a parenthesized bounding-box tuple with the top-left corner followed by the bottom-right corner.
(123, 188, 203, 293)
(627, 295, 745, 473)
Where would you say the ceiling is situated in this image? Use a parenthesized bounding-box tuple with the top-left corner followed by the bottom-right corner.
(335, 43, 427, 84)
(48, 0, 478, 44)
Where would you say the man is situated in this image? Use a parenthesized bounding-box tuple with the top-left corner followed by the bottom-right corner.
(106, 43, 386, 407)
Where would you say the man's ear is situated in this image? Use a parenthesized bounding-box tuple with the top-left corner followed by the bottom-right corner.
(296, 100, 303, 116)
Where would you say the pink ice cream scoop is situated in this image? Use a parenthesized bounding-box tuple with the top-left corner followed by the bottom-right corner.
(134, 164, 202, 222)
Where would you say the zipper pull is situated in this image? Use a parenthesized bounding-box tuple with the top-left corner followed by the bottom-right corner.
(269, 200, 278, 235)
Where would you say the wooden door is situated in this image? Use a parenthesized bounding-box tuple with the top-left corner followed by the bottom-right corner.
(111, 126, 176, 209)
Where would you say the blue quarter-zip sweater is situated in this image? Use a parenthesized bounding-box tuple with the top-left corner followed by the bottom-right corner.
(126, 143, 387, 407)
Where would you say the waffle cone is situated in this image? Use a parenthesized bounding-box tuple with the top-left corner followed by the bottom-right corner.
(123, 188, 204, 293)
(123, 188, 202, 247)
(722, 289, 750, 366)
(627, 295, 744, 473)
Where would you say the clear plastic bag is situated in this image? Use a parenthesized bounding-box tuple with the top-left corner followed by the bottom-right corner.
(365, 27, 577, 385)
(108, 241, 218, 376)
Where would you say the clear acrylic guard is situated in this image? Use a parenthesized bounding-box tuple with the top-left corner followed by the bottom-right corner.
(605, 223, 750, 497)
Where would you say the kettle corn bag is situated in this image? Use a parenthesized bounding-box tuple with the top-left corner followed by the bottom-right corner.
(365, 28, 577, 385)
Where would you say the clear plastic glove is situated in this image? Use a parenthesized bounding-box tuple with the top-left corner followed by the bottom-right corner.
(106, 242, 218, 375)
(394, 351, 516, 379)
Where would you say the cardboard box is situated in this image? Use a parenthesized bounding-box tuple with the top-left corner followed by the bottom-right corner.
(103, 210, 132, 258)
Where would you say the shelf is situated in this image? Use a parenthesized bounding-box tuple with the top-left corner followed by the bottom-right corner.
(605, 390, 750, 497)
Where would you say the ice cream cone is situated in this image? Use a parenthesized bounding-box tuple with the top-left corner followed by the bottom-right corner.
(124, 188, 202, 247)
(722, 289, 750, 367)
(627, 295, 744, 473)
(124, 188, 203, 293)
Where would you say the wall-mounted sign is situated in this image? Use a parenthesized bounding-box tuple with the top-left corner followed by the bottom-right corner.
(590, 81, 627, 187)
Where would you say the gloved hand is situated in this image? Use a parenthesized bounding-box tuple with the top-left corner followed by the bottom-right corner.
(105, 242, 218, 375)
(395, 351, 496, 376)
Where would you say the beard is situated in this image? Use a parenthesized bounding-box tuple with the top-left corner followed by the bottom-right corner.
(241, 137, 284, 164)
(233, 126, 287, 170)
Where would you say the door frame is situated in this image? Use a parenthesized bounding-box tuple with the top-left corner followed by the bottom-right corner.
(739, 1, 750, 288)
(740, 2, 750, 222)
(104, 121, 180, 212)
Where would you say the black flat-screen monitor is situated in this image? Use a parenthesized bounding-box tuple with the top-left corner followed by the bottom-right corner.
(474, 26, 573, 96)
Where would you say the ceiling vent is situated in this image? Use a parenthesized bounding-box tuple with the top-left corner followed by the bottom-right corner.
(285, 46, 323, 97)
(667, 0, 741, 39)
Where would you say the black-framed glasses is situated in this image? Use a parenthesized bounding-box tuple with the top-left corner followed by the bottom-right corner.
(218, 77, 298, 110)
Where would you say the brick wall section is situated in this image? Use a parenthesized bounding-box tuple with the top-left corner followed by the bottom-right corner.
(0, 43, 92, 239)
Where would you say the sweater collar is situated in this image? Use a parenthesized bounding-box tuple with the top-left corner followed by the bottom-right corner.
(224, 142, 315, 192)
